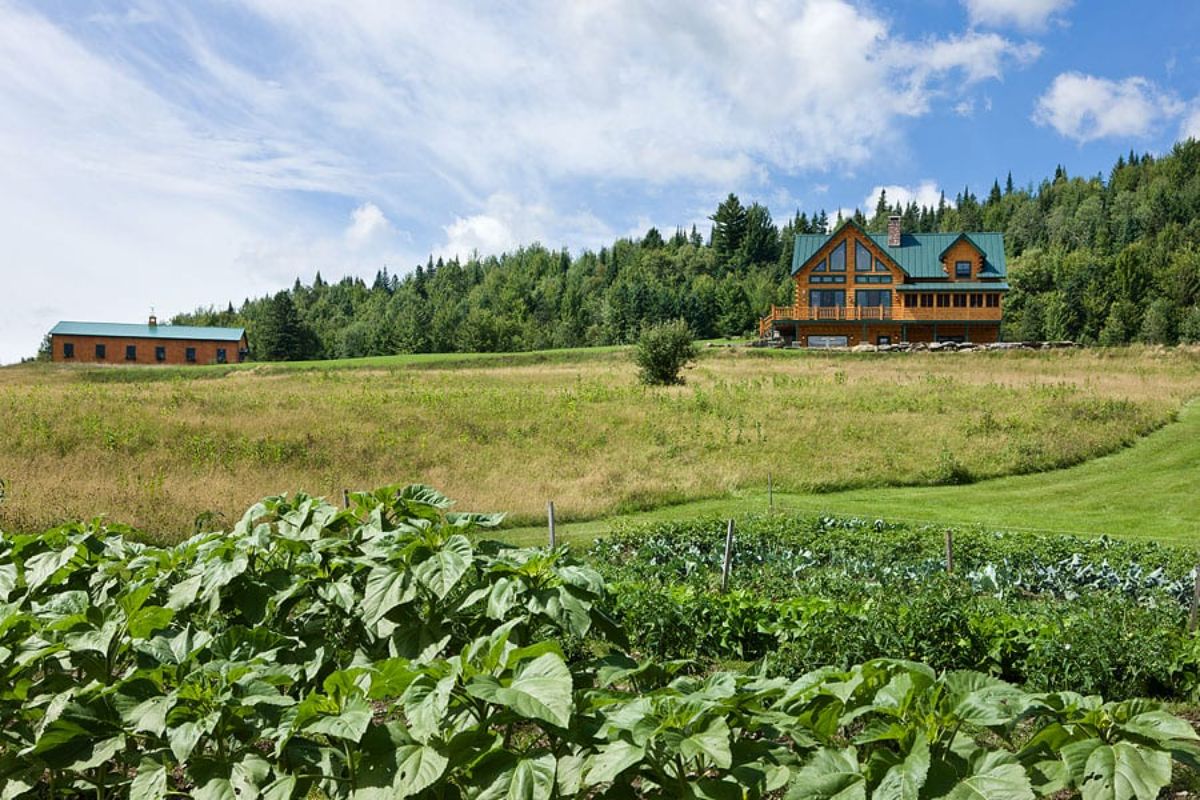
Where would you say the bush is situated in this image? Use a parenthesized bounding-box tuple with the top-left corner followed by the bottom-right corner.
(634, 319, 698, 385)
(1180, 305, 1200, 344)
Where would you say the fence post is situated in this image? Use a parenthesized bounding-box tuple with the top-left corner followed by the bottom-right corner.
(944, 529, 954, 574)
(721, 519, 735, 594)
(1190, 566, 1200, 633)
(548, 501, 557, 550)
(342, 489, 350, 509)
(768, 473, 774, 513)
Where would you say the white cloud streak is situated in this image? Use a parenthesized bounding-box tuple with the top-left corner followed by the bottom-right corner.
(962, 0, 1073, 31)
(1033, 72, 1184, 143)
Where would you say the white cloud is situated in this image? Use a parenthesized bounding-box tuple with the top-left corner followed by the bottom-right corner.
(0, 0, 1044, 361)
(862, 181, 946, 213)
(1183, 107, 1200, 141)
(1033, 72, 1183, 143)
(963, 0, 1073, 31)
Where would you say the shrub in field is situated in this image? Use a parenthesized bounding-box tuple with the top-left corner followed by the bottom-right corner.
(634, 318, 698, 385)
(1, 489, 1199, 799)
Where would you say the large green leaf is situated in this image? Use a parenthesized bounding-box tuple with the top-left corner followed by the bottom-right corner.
(362, 565, 416, 628)
(470, 652, 574, 729)
(401, 674, 455, 744)
(354, 723, 449, 800)
(305, 694, 373, 743)
(585, 739, 645, 785)
(1078, 742, 1172, 800)
(933, 751, 1034, 800)
(786, 747, 866, 800)
(873, 735, 929, 800)
(130, 758, 168, 800)
(476, 753, 557, 800)
(678, 716, 733, 770)
(413, 535, 472, 600)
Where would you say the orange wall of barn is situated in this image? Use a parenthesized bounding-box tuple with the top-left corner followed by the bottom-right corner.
(51, 335, 247, 365)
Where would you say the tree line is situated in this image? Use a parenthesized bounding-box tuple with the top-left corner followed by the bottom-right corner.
(175, 139, 1200, 359)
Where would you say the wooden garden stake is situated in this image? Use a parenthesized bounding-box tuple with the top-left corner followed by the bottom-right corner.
(1190, 566, 1200, 633)
(721, 519, 735, 594)
(944, 529, 954, 574)
(768, 472, 774, 513)
(342, 489, 350, 509)
(548, 501, 557, 549)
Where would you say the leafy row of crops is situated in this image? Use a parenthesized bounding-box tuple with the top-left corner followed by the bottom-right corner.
(587, 516, 1200, 700)
(2, 488, 1199, 798)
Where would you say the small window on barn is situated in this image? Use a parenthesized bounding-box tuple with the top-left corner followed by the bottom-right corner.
(125, 345, 136, 361)
(920, 294, 934, 308)
(937, 294, 950, 308)
(186, 347, 196, 363)
(155, 346, 166, 362)
(956, 260, 971, 278)
(95, 343, 106, 359)
(828, 242, 846, 271)
(63, 342, 75, 358)
(953, 294, 967, 308)
(217, 348, 227, 364)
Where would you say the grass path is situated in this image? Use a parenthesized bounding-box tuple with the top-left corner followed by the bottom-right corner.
(504, 399, 1200, 547)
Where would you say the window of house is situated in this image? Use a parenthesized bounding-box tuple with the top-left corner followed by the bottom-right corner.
(155, 346, 166, 362)
(828, 242, 846, 272)
(855, 274, 892, 284)
(920, 294, 934, 308)
(936, 294, 951, 308)
(810, 289, 845, 307)
(95, 343, 106, 359)
(217, 348, 227, 364)
(810, 274, 845, 284)
(986, 294, 1000, 308)
(125, 345, 137, 361)
(955, 260, 971, 278)
(953, 294, 967, 308)
(855, 289, 891, 307)
(970, 294, 983, 307)
(63, 342, 74, 358)
(812, 258, 827, 272)
(855, 241, 872, 271)
(877, 335, 891, 345)
(875, 256, 889, 272)
(186, 347, 197, 363)
(903, 294, 917, 308)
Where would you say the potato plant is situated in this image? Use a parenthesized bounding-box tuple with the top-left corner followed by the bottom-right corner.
(0, 487, 1197, 799)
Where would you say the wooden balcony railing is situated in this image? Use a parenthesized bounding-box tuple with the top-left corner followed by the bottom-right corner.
(759, 304, 1002, 336)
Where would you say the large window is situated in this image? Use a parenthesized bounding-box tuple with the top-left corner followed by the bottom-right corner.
(125, 345, 137, 361)
(955, 260, 971, 278)
(155, 346, 166, 362)
(855, 241, 873, 272)
(217, 348, 227, 364)
(828, 242, 846, 272)
(903, 295, 917, 309)
(63, 342, 74, 359)
(855, 289, 891, 307)
(95, 343, 106, 359)
(186, 347, 197, 363)
(810, 289, 845, 307)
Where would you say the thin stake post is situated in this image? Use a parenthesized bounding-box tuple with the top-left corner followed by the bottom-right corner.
(1190, 565, 1200, 633)
(721, 519, 735, 594)
(768, 473, 774, 513)
(547, 501, 557, 550)
(342, 489, 350, 509)
(944, 529, 954, 574)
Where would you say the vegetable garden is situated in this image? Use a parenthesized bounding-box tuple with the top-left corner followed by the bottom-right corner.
(2, 486, 1199, 798)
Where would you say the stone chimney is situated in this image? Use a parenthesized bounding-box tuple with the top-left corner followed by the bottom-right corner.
(887, 215, 902, 247)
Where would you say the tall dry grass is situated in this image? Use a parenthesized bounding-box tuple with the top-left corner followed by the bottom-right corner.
(0, 346, 1196, 540)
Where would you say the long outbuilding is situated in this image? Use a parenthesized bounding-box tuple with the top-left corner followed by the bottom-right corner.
(49, 316, 248, 365)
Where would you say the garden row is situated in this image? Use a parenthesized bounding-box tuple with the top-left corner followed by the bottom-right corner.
(2, 488, 1199, 798)
(588, 516, 1200, 700)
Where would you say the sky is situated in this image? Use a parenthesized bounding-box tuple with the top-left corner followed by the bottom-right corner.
(2, 0, 1199, 363)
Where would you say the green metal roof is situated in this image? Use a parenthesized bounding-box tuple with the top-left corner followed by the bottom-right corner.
(895, 282, 1010, 291)
(791, 221, 1008, 279)
(50, 321, 246, 342)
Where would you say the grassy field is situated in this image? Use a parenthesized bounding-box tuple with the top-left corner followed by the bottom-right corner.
(504, 397, 1200, 546)
(0, 345, 1196, 540)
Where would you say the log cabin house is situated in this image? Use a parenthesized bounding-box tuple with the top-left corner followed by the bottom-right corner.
(49, 316, 248, 365)
(759, 216, 1007, 346)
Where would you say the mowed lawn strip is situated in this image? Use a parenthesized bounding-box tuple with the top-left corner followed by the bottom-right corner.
(501, 399, 1200, 547)
(0, 345, 1196, 539)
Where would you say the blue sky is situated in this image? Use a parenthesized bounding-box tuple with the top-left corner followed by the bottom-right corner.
(1, 0, 1199, 362)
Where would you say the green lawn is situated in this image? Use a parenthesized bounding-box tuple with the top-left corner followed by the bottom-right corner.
(504, 399, 1200, 547)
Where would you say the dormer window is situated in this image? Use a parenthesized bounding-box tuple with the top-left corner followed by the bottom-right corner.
(955, 261, 971, 278)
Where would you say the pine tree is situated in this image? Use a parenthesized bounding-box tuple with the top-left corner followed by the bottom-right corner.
(1005, 172, 1014, 195)
(988, 180, 1002, 206)
(739, 204, 780, 267)
(709, 193, 749, 268)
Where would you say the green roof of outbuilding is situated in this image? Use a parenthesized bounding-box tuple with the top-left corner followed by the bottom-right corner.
(791, 222, 1007, 279)
(49, 321, 246, 342)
